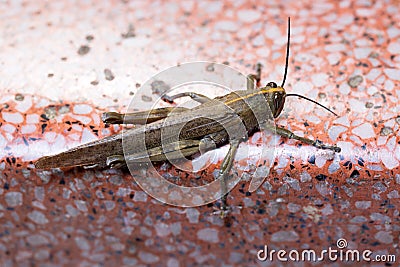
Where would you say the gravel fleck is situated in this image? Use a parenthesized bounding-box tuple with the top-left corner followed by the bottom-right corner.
(2, 112, 23, 124)
(26, 234, 49, 246)
(104, 200, 116, 211)
(372, 182, 387, 192)
(133, 191, 147, 202)
(350, 216, 367, 223)
(27, 211, 49, 224)
(34, 249, 50, 261)
(5, 192, 23, 207)
(66, 204, 79, 217)
(186, 208, 200, 223)
(384, 68, 400, 81)
(139, 251, 159, 264)
(75, 200, 88, 212)
(370, 213, 391, 223)
(75, 236, 90, 250)
(352, 123, 375, 139)
(355, 201, 371, 209)
(374, 231, 393, 244)
(300, 171, 312, 182)
(197, 228, 219, 243)
(271, 230, 299, 242)
(123, 257, 138, 266)
(34, 187, 45, 202)
(287, 203, 301, 213)
(155, 223, 171, 237)
(387, 190, 399, 199)
(283, 177, 301, 191)
(73, 104, 92, 115)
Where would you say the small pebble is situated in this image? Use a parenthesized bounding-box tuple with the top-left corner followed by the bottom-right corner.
(141, 95, 152, 102)
(380, 126, 393, 136)
(206, 64, 215, 72)
(44, 107, 57, 120)
(58, 105, 70, 114)
(347, 75, 363, 88)
(104, 69, 115, 81)
(15, 94, 24, 101)
(365, 102, 373, 108)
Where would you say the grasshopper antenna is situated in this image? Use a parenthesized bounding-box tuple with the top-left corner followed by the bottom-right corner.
(285, 93, 338, 116)
(281, 17, 290, 87)
(283, 17, 337, 117)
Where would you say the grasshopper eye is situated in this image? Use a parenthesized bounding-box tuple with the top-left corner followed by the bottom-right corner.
(267, 82, 277, 88)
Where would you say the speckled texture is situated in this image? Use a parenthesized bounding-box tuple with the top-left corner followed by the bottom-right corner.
(1, 1, 399, 266)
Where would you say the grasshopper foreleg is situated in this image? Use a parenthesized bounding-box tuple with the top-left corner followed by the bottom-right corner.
(102, 107, 189, 124)
(275, 126, 341, 153)
(161, 92, 211, 104)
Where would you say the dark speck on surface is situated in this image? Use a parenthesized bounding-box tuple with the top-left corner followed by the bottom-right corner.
(121, 24, 135, 38)
(308, 155, 316, 164)
(350, 170, 360, 178)
(41, 124, 47, 134)
(151, 80, 170, 95)
(104, 68, 115, 81)
(78, 45, 90, 55)
(315, 174, 327, 181)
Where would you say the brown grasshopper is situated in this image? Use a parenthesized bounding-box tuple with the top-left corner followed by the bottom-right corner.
(35, 18, 340, 210)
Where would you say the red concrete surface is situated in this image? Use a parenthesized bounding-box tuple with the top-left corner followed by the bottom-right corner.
(0, 1, 399, 266)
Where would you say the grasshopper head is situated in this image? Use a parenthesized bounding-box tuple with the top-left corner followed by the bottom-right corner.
(261, 18, 289, 118)
(261, 81, 286, 118)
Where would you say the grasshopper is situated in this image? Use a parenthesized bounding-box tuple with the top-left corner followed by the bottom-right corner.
(35, 18, 340, 210)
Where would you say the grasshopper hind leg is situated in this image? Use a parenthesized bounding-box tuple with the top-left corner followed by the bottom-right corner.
(102, 107, 189, 124)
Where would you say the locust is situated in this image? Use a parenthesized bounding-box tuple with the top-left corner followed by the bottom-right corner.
(35, 18, 341, 210)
